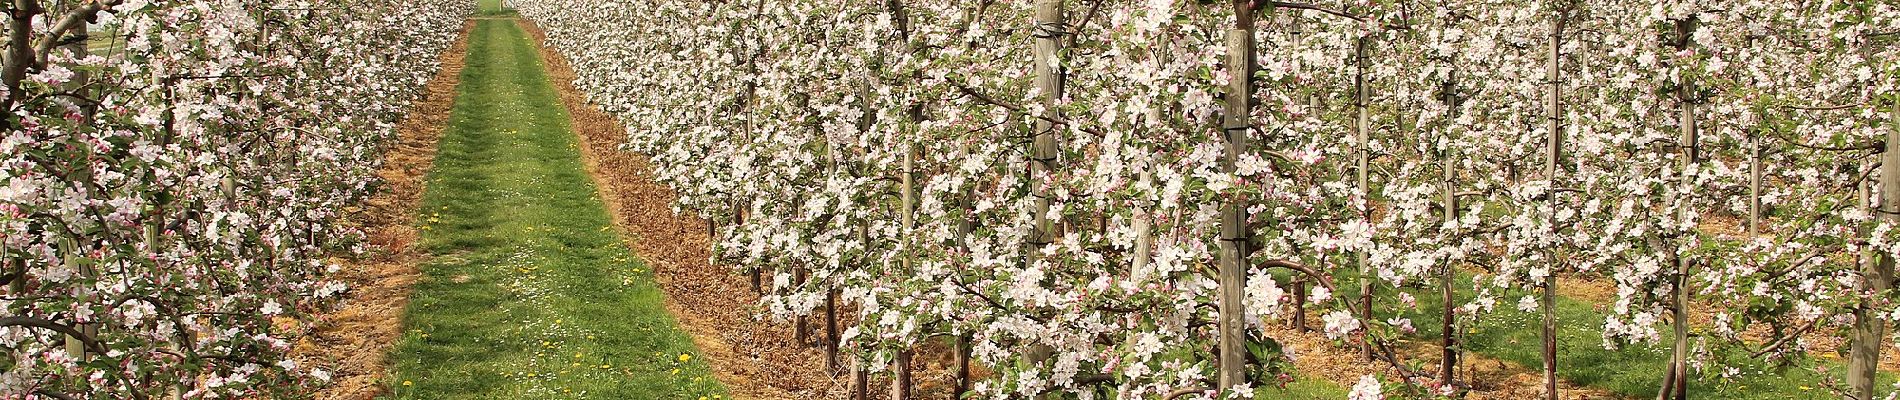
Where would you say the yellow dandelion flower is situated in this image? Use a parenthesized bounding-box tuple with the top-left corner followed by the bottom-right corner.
(678, 353, 692, 363)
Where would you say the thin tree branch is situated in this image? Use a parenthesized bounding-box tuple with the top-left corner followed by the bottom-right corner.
(1162, 387, 1211, 400)
(1751, 318, 1820, 358)
(0, 315, 109, 355)
(1254, 1, 1364, 22)
(32, 0, 124, 65)
(1259, 259, 1337, 292)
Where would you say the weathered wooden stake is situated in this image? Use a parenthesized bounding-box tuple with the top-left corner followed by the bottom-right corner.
(1540, 10, 1566, 400)
(1216, 1, 1256, 388)
(1027, 0, 1063, 247)
(1353, 34, 1376, 362)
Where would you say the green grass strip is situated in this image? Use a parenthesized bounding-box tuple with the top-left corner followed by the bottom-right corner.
(383, 18, 725, 400)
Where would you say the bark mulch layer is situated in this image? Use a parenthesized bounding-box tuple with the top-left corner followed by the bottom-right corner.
(295, 21, 473, 400)
(519, 18, 849, 400)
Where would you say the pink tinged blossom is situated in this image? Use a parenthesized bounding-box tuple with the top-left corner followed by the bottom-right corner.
(1386, 318, 1415, 335)
(1348, 375, 1383, 400)
(1321, 310, 1360, 340)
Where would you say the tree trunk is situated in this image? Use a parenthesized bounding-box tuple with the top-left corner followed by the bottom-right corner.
(2, 0, 40, 108)
(1292, 278, 1307, 332)
(1440, 159, 1457, 385)
(956, 335, 972, 398)
(895, 120, 916, 400)
(1847, 94, 1899, 400)
(1664, 17, 1699, 400)
(826, 290, 839, 372)
(61, 239, 82, 359)
(894, 350, 913, 400)
(956, 181, 978, 398)
(853, 363, 869, 400)
(1217, 1, 1256, 389)
(796, 265, 810, 345)
(751, 266, 762, 293)
(1541, 12, 1565, 400)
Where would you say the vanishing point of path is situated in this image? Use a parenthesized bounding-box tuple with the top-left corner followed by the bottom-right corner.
(383, 16, 726, 399)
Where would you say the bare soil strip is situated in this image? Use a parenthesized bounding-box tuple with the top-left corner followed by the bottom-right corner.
(296, 22, 473, 400)
(518, 18, 847, 400)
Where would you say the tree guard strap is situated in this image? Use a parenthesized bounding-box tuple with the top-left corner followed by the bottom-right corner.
(1032, 21, 1068, 39)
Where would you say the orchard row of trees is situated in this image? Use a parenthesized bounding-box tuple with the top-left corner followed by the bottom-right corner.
(0, 0, 472, 398)
(519, 0, 1897, 399)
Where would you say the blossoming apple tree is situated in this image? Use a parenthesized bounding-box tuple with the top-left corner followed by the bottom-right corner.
(0, 0, 472, 398)
(518, 0, 1898, 399)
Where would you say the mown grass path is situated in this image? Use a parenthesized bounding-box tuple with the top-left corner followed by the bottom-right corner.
(382, 16, 724, 400)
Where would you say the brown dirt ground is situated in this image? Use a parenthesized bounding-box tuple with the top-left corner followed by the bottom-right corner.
(517, 18, 851, 400)
(294, 22, 474, 400)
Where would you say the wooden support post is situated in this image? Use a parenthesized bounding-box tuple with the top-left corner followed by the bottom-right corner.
(1026, 0, 1063, 247)
(1216, 2, 1256, 387)
(1352, 33, 1377, 363)
(1540, 11, 1566, 400)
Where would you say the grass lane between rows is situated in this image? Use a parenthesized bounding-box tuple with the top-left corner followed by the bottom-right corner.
(383, 16, 724, 400)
